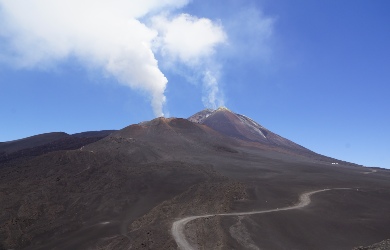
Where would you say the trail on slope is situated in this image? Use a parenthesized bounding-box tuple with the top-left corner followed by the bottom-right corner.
(172, 188, 350, 250)
(363, 169, 378, 174)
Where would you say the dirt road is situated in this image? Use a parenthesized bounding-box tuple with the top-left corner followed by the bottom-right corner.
(172, 188, 351, 250)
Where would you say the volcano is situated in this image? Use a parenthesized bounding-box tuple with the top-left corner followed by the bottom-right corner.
(189, 107, 311, 151)
(1, 108, 390, 250)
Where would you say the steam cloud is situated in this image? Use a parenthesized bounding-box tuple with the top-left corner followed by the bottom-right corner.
(0, 0, 226, 116)
(202, 70, 224, 109)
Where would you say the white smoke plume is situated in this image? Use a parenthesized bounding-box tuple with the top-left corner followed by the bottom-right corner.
(152, 14, 226, 65)
(202, 70, 224, 109)
(152, 13, 226, 109)
(0, 0, 226, 116)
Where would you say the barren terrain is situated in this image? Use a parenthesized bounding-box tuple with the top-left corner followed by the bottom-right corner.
(1, 109, 390, 249)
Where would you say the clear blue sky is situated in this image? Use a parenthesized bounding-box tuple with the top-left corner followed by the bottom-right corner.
(1, 0, 389, 168)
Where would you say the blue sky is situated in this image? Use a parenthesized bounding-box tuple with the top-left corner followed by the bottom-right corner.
(1, 0, 389, 168)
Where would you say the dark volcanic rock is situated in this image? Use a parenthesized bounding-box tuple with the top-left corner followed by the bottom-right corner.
(189, 107, 312, 152)
(189, 108, 362, 166)
(353, 239, 390, 250)
(0, 132, 69, 154)
(0, 130, 116, 164)
(71, 130, 116, 138)
(1, 111, 390, 249)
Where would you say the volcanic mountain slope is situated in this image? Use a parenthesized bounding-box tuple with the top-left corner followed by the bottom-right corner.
(0, 130, 116, 164)
(189, 107, 356, 165)
(0, 132, 69, 154)
(189, 107, 312, 151)
(1, 109, 390, 250)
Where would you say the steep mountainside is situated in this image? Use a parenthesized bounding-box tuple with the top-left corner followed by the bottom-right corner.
(1, 110, 390, 250)
(0, 130, 116, 164)
(189, 107, 310, 152)
(188, 107, 359, 166)
(0, 132, 69, 154)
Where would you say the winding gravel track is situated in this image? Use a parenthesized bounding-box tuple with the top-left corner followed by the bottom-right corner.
(172, 188, 350, 250)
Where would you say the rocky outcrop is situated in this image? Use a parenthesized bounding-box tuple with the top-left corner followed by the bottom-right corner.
(354, 239, 390, 250)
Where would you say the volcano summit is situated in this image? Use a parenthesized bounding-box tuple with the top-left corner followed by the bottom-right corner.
(1, 108, 390, 250)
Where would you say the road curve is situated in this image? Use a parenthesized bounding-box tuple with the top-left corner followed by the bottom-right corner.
(172, 188, 350, 250)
